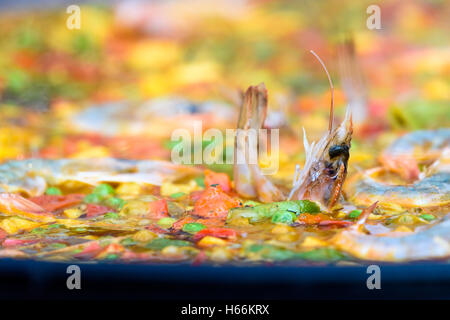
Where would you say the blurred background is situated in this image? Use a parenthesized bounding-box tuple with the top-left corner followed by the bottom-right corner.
(0, 0, 448, 167)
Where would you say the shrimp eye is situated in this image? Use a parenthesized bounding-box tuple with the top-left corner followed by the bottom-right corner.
(329, 145, 349, 159)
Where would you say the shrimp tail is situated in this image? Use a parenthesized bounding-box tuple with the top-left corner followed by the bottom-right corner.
(0, 193, 55, 222)
(233, 83, 285, 202)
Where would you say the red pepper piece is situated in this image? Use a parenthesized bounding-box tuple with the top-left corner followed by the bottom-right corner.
(74, 241, 103, 259)
(193, 227, 237, 241)
(204, 169, 232, 193)
(29, 194, 84, 212)
(86, 204, 111, 218)
(193, 186, 241, 219)
(147, 199, 169, 219)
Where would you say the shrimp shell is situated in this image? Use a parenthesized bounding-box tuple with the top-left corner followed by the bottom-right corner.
(379, 128, 450, 181)
(346, 168, 450, 209)
(233, 83, 285, 202)
(333, 214, 450, 262)
(347, 140, 450, 209)
(289, 108, 353, 208)
(0, 158, 200, 196)
(70, 98, 235, 137)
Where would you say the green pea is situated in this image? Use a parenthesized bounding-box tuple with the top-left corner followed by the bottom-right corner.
(182, 223, 206, 234)
(271, 211, 296, 224)
(348, 209, 363, 219)
(104, 212, 119, 219)
(83, 193, 102, 204)
(74, 227, 87, 232)
(45, 187, 62, 196)
(295, 200, 321, 214)
(170, 192, 186, 199)
(105, 254, 118, 260)
(420, 214, 435, 221)
(157, 217, 176, 229)
(105, 197, 125, 209)
(93, 183, 115, 198)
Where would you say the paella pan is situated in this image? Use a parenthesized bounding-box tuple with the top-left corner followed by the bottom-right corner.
(0, 0, 448, 300)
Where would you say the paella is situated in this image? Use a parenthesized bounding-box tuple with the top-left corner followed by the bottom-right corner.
(0, 0, 448, 266)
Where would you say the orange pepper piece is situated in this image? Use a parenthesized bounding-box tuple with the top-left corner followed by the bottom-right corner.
(147, 199, 169, 219)
(193, 186, 241, 219)
(297, 213, 330, 224)
(204, 169, 232, 193)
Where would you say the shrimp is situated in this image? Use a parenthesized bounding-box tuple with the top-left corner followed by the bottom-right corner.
(346, 130, 450, 209)
(233, 83, 285, 203)
(0, 193, 55, 222)
(233, 51, 353, 209)
(288, 108, 353, 208)
(332, 203, 450, 262)
(379, 128, 450, 181)
(345, 168, 450, 210)
(288, 51, 353, 209)
(0, 158, 201, 196)
(70, 98, 235, 138)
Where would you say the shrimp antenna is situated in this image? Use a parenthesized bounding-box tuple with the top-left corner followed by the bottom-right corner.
(310, 50, 334, 133)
